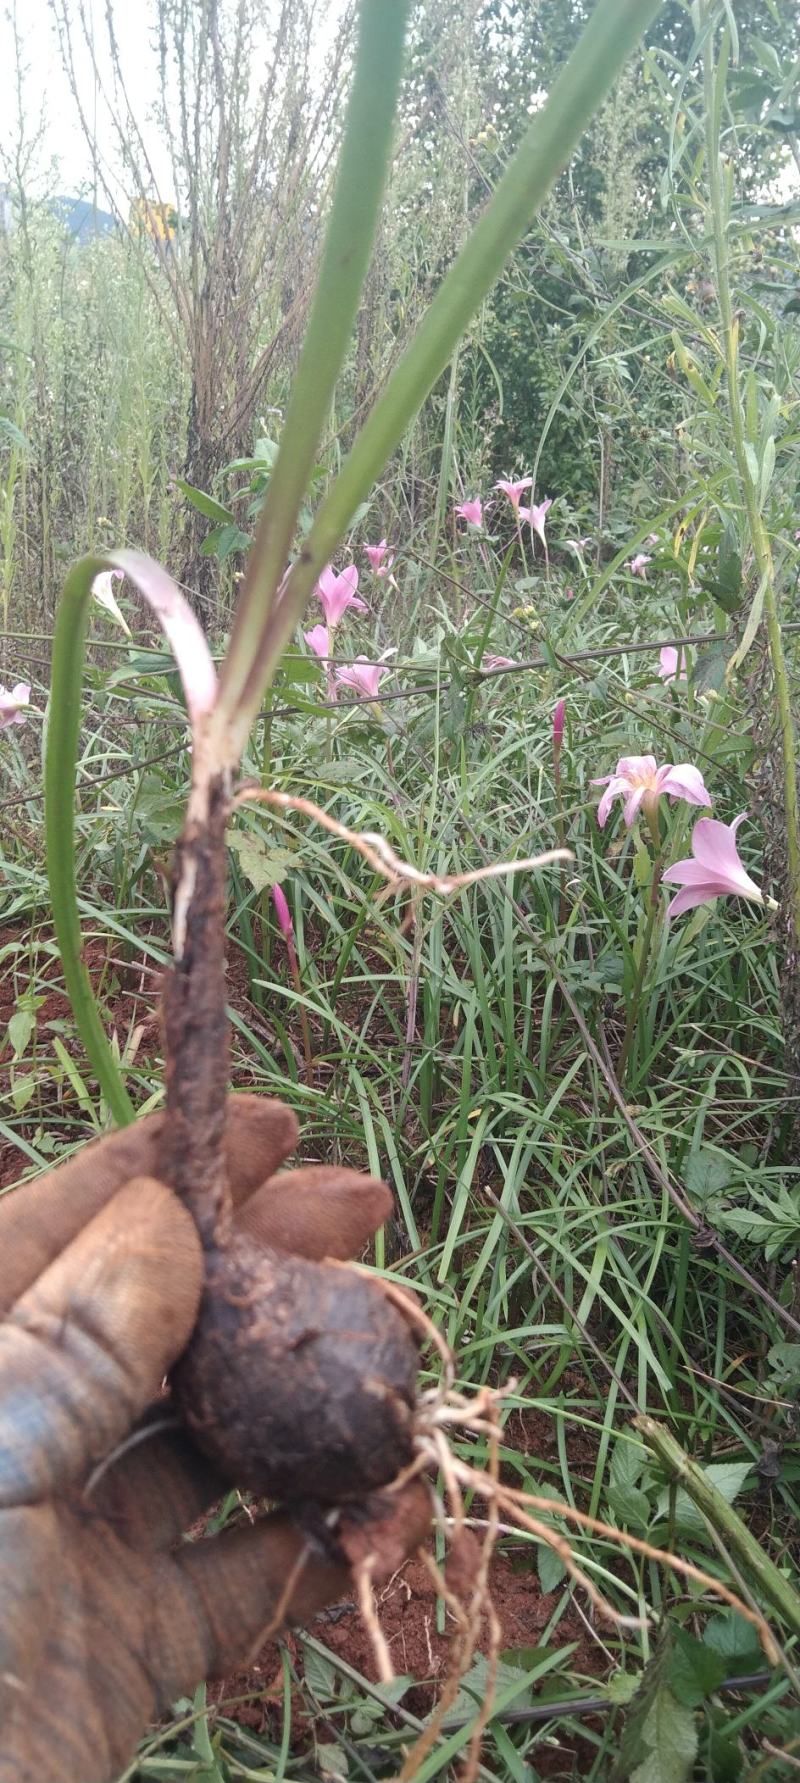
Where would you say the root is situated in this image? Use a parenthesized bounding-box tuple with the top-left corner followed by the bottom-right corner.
(233, 785, 571, 897)
(355, 1555, 397, 1685)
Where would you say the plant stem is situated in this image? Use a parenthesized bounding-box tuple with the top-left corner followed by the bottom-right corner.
(46, 556, 135, 1126)
(701, 6, 800, 947)
(635, 1415, 800, 1639)
(215, 0, 662, 756)
(616, 860, 663, 1087)
(216, 0, 412, 734)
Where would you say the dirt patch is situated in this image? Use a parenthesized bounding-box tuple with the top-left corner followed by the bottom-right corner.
(210, 1534, 607, 1770)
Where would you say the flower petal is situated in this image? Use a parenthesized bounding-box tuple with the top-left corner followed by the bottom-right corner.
(666, 885, 719, 917)
(657, 763, 711, 807)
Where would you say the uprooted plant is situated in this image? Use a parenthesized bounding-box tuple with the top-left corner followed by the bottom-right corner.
(42, 0, 798, 1773)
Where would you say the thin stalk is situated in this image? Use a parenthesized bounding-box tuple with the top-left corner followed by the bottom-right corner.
(636, 1415, 800, 1639)
(45, 556, 135, 1126)
(214, 0, 662, 756)
(616, 862, 663, 1088)
(701, 7, 800, 943)
(217, 0, 412, 731)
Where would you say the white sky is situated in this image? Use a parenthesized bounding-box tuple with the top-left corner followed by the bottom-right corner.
(0, 0, 346, 203)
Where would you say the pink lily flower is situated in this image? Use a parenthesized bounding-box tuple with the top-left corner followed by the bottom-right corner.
(495, 477, 532, 511)
(663, 814, 768, 918)
(481, 653, 518, 672)
(629, 553, 652, 579)
(335, 657, 387, 701)
(658, 646, 687, 684)
(315, 563, 367, 629)
(364, 539, 395, 575)
(520, 497, 552, 549)
(592, 754, 710, 829)
(455, 497, 484, 529)
(0, 681, 30, 729)
(92, 567, 131, 636)
(565, 536, 591, 553)
(303, 623, 330, 661)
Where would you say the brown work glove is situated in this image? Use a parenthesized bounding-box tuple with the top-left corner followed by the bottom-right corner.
(0, 1096, 428, 1783)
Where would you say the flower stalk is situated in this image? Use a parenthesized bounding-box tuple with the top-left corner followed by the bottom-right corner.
(700, 4, 800, 948)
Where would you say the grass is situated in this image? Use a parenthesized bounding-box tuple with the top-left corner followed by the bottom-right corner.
(3, 533, 800, 1775)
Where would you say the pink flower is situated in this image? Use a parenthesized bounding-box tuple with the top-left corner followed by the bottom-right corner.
(0, 681, 30, 729)
(663, 814, 766, 918)
(364, 539, 395, 576)
(629, 553, 652, 579)
(592, 754, 711, 829)
(272, 882, 294, 943)
(481, 654, 518, 671)
(658, 646, 687, 684)
(553, 698, 566, 749)
(520, 497, 552, 548)
(495, 477, 532, 511)
(304, 623, 330, 661)
(315, 563, 367, 629)
(455, 497, 483, 529)
(647, 532, 660, 544)
(564, 586, 575, 601)
(565, 536, 591, 553)
(92, 567, 131, 636)
(335, 657, 387, 701)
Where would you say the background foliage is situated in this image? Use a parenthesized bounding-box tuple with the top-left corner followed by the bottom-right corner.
(2, 0, 800, 1777)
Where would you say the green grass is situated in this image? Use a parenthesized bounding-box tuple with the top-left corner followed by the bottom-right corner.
(3, 543, 800, 1776)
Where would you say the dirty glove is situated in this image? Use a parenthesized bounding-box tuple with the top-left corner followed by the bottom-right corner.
(0, 1095, 428, 1783)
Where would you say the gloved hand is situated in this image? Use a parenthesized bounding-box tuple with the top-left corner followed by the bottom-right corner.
(0, 1096, 428, 1783)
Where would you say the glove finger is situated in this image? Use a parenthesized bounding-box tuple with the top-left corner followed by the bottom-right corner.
(235, 1167, 393, 1260)
(90, 1417, 227, 1549)
(154, 1481, 431, 1694)
(0, 1093, 297, 1313)
(0, 1177, 202, 1506)
(0, 1504, 54, 1733)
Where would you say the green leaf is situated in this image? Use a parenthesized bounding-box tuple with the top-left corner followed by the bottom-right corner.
(7, 1007, 35, 1059)
(0, 413, 32, 452)
(630, 1689, 697, 1783)
(657, 1463, 752, 1537)
(228, 831, 295, 894)
(176, 479, 235, 524)
(200, 521, 252, 560)
(611, 1439, 647, 1494)
(315, 1740, 349, 1779)
(685, 1147, 733, 1205)
(668, 1628, 726, 1708)
(693, 642, 733, 694)
(537, 1542, 567, 1593)
(616, 1637, 697, 1783)
(703, 1610, 763, 1671)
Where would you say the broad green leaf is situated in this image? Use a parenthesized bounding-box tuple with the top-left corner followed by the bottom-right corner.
(537, 1541, 567, 1593)
(657, 1463, 752, 1537)
(0, 413, 32, 452)
(228, 831, 296, 894)
(685, 1147, 733, 1205)
(7, 1007, 35, 1059)
(668, 1628, 726, 1708)
(630, 1687, 697, 1783)
(176, 479, 235, 524)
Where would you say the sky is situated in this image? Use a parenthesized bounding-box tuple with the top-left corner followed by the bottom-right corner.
(0, 0, 347, 205)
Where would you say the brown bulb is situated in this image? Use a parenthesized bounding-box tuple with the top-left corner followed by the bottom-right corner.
(173, 1234, 419, 1503)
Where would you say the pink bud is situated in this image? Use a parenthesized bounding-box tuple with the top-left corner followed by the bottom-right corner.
(553, 698, 566, 747)
(272, 882, 294, 942)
